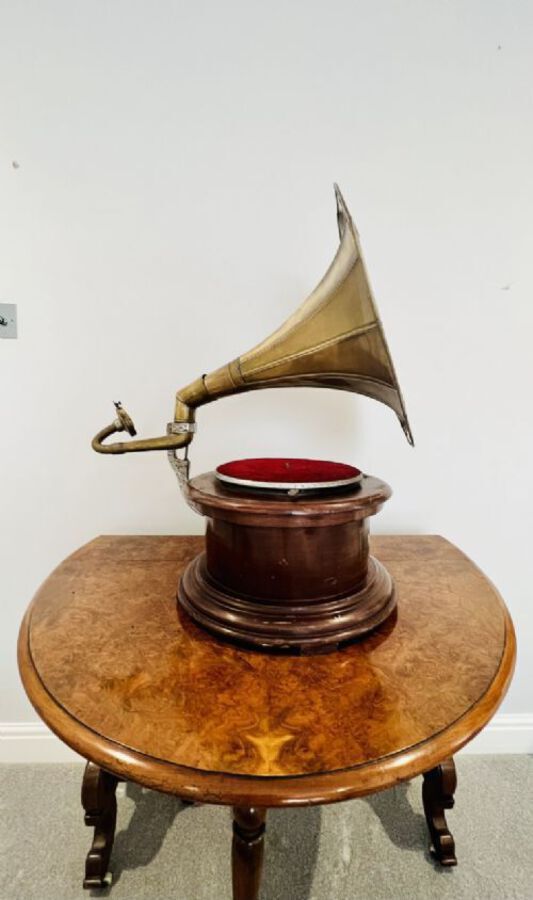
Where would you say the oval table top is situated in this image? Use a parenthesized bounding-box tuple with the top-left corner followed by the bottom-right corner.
(18, 535, 515, 807)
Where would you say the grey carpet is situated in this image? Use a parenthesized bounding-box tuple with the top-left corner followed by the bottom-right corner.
(1, 756, 531, 900)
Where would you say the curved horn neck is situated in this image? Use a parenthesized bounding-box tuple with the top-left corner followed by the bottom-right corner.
(91, 185, 413, 456)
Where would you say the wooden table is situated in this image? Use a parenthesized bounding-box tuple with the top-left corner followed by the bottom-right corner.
(18, 535, 515, 899)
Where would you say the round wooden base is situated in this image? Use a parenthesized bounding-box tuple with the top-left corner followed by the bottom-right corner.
(179, 552, 395, 652)
(178, 471, 396, 653)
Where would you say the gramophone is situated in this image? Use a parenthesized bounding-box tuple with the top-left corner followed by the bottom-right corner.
(92, 186, 413, 652)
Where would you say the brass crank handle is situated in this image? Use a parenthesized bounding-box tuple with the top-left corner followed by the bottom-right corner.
(91, 402, 195, 454)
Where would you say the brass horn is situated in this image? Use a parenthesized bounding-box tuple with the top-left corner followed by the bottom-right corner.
(92, 185, 413, 471)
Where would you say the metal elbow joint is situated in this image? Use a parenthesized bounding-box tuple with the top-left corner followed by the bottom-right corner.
(91, 402, 195, 455)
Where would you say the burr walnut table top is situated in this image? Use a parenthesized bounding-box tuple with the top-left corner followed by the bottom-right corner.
(18, 535, 515, 807)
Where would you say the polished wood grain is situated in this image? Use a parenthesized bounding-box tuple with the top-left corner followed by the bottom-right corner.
(422, 758, 457, 866)
(81, 762, 119, 888)
(179, 551, 395, 651)
(18, 535, 515, 807)
(180, 472, 395, 650)
(232, 807, 266, 900)
(184, 472, 391, 528)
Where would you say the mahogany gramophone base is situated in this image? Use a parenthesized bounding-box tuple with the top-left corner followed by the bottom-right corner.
(179, 551, 394, 652)
(178, 471, 395, 653)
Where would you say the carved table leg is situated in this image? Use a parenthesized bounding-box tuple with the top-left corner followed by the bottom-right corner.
(232, 806, 266, 900)
(81, 761, 120, 888)
(422, 757, 457, 866)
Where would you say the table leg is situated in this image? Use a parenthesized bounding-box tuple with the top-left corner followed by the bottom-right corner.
(81, 761, 120, 889)
(422, 757, 457, 866)
(232, 806, 266, 900)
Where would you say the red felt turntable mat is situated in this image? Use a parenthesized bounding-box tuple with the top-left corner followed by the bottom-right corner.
(215, 458, 362, 490)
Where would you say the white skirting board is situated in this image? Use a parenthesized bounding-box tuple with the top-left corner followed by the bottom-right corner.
(1, 715, 532, 763)
(0, 723, 83, 763)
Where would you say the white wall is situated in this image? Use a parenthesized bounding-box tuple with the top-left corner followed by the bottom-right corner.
(1, 1, 532, 729)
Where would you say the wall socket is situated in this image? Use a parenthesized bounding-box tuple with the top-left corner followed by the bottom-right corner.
(0, 304, 17, 338)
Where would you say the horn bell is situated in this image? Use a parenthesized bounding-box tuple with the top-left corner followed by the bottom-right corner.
(184, 185, 413, 445)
